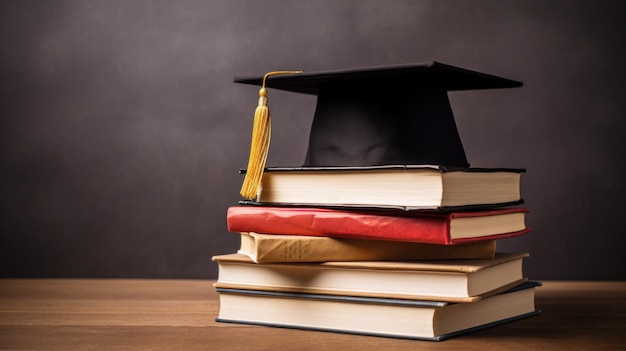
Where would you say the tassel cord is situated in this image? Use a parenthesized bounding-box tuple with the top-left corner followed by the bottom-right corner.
(240, 70, 302, 199)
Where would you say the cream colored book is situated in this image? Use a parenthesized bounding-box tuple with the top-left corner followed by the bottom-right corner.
(237, 232, 496, 263)
(216, 281, 541, 341)
(213, 252, 529, 303)
(253, 165, 524, 210)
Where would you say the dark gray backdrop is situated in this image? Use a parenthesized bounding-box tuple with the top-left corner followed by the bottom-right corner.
(1, 0, 625, 279)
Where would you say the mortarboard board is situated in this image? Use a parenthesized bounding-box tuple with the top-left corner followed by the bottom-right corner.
(235, 61, 522, 199)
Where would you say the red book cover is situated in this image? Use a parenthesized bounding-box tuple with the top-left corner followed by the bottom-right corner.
(226, 206, 530, 245)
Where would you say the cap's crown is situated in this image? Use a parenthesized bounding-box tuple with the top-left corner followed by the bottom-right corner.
(235, 61, 522, 168)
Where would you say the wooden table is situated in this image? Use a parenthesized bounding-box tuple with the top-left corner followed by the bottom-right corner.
(1, 279, 624, 350)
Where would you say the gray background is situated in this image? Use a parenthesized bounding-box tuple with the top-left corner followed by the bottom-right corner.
(1, 0, 625, 279)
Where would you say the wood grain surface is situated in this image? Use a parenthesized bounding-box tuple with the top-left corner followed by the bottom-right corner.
(1, 279, 624, 350)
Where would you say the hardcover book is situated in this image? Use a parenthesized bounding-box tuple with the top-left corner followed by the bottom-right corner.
(237, 232, 496, 263)
(227, 206, 530, 245)
(247, 165, 524, 210)
(215, 281, 541, 341)
(212, 252, 529, 303)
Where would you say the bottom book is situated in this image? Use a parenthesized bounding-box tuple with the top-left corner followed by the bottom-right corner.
(215, 281, 541, 341)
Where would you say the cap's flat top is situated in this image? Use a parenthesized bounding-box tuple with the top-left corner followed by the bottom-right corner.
(234, 61, 523, 94)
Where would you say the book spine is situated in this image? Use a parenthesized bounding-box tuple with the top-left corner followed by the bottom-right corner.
(227, 207, 453, 244)
(240, 233, 496, 263)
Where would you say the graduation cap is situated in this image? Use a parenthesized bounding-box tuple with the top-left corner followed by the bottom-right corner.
(235, 61, 522, 199)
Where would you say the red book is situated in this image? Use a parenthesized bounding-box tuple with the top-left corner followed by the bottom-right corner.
(226, 206, 530, 245)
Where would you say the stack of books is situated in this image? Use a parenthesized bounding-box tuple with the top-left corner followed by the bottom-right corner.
(214, 62, 539, 341)
(213, 166, 540, 341)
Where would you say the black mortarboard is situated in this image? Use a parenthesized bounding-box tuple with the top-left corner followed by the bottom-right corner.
(234, 62, 522, 199)
(235, 61, 522, 169)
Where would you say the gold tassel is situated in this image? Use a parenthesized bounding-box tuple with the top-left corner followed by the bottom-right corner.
(240, 70, 302, 200)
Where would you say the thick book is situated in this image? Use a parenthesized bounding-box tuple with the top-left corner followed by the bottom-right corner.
(246, 165, 524, 210)
(215, 281, 541, 341)
(227, 206, 530, 245)
(212, 252, 529, 303)
(237, 232, 496, 263)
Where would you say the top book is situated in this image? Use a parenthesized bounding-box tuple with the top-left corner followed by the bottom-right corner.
(235, 61, 522, 170)
(244, 165, 523, 210)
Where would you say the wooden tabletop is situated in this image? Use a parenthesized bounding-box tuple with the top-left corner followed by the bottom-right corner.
(1, 279, 624, 350)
